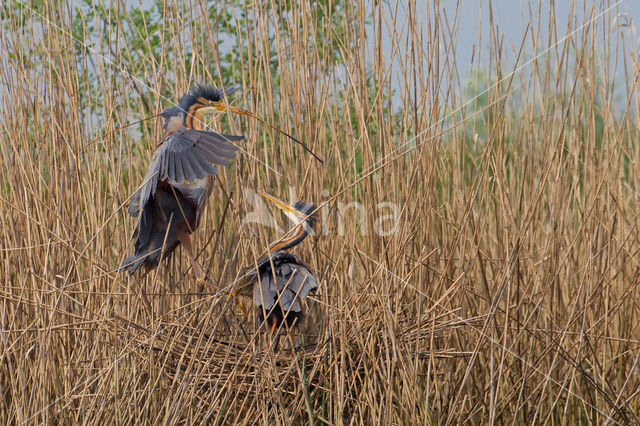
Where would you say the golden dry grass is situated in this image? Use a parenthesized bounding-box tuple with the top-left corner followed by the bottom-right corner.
(1, 0, 640, 424)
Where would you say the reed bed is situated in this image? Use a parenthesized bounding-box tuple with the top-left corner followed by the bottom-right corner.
(1, 0, 640, 424)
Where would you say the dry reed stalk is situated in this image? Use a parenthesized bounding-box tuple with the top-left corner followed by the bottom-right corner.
(0, 0, 639, 424)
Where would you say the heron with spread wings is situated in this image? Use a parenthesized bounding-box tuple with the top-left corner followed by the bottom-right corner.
(236, 192, 319, 349)
(120, 84, 243, 280)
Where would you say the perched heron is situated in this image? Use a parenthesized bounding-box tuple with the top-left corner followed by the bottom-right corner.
(236, 192, 319, 348)
(120, 84, 243, 280)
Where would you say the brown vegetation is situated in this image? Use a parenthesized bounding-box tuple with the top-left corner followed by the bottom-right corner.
(1, 0, 639, 424)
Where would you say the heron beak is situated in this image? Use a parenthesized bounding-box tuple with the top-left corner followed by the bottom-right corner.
(211, 102, 253, 117)
(257, 190, 305, 220)
(194, 106, 220, 119)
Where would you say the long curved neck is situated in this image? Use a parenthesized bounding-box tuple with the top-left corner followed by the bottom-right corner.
(256, 221, 309, 264)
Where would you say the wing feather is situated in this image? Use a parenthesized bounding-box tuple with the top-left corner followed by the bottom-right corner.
(185, 150, 214, 177)
(289, 266, 317, 299)
(166, 129, 193, 151)
(167, 152, 177, 184)
(251, 256, 318, 314)
(173, 152, 185, 183)
(128, 129, 242, 220)
(180, 155, 197, 182)
(197, 143, 232, 165)
(199, 132, 241, 157)
(254, 272, 277, 309)
(160, 148, 170, 180)
(163, 129, 240, 182)
(190, 151, 219, 175)
(278, 286, 296, 311)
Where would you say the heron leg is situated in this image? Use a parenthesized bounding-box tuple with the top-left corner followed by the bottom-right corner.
(233, 291, 248, 317)
(178, 233, 202, 279)
(289, 326, 296, 352)
(140, 286, 152, 314)
(137, 268, 153, 313)
(267, 315, 277, 349)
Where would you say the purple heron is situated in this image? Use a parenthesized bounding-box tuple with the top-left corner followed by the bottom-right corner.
(237, 192, 319, 348)
(120, 84, 242, 280)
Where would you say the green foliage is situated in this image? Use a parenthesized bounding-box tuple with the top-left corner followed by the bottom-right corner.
(1, 0, 45, 31)
(64, 1, 356, 117)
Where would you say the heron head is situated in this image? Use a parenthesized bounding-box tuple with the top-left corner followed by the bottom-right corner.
(161, 84, 241, 132)
(258, 191, 318, 231)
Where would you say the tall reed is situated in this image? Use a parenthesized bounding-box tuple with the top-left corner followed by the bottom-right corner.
(1, 0, 639, 423)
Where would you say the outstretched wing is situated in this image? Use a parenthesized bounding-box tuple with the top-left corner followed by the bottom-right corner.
(129, 129, 243, 217)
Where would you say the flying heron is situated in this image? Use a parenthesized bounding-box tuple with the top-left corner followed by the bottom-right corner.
(236, 192, 319, 349)
(120, 84, 243, 281)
